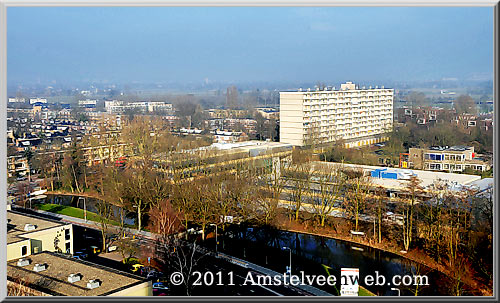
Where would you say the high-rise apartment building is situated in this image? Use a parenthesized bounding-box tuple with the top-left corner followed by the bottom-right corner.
(279, 82, 393, 147)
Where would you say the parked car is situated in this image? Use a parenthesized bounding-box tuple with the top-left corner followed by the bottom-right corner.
(131, 264, 144, 273)
(89, 246, 101, 254)
(153, 282, 169, 290)
(153, 282, 169, 296)
(107, 245, 117, 252)
(73, 251, 88, 260)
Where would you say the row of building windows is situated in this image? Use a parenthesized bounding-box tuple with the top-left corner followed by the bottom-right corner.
(425, 163, 485, 171)
(424, 153, 465, 161)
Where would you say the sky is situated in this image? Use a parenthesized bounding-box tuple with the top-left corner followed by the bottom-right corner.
(7, 7, 494, 85)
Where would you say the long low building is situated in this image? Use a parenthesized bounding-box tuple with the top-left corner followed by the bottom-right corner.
(8, 251, 152, 296)
(313, 161, 482, 192)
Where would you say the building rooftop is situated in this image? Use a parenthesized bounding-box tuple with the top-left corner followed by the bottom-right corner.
(7, 251, 146, 296)
(280, 82, 393, 93)
(314, 162, 481, 191)
(211, 140, 293, 152)
(7, 211, 67, 245)
(468, 178, 493, 193)
(428, 146, 473, 152)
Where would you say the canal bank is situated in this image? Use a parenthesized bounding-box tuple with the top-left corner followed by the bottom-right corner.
(278, 224, 486, 296)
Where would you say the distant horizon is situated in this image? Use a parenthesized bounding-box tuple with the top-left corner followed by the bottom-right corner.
(7, 7, 494, 87)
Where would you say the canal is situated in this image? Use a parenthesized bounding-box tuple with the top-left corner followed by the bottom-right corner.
(204, 226, 469, 296)
(40, 194, 468, 296)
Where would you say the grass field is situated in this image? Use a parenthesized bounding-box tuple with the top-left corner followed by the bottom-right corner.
(34, 203, 126, 227)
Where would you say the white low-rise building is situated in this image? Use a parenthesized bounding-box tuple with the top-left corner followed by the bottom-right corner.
(29, 98, 47, 105)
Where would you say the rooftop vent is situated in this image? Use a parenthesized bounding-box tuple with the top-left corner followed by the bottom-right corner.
(24, 224, 37, 231)
(17, 258, 31, 267)
(33, 263, 47, 272)
(87, 279, 101, 289)
(298, 88, 302, 92)
(381, 86, 385, 89)
(68, 273, 82, 283)
(369, 86, 372, 89)
(362, 86, 366, 89)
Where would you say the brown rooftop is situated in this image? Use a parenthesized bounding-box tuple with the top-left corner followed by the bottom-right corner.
(7, 251, 146, 296)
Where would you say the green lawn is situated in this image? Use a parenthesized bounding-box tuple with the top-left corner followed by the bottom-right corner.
(34, 203, 125, 227)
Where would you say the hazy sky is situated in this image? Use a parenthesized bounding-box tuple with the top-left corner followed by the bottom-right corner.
(7, 7, 494, 85)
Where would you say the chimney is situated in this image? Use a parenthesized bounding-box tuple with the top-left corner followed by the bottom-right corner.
(17, 258, 31, 267)
(87, 279, 101, 289)
(68, 273, 82, 283)
(24, 224, 37, 231)
(33, 263, 47, 272)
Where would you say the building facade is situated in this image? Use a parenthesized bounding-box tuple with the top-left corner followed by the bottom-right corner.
(105, 100, 173, 114)
(408, 146, 491, 172)
(7, 211, 74, 261)
(280, 82, 393, 147)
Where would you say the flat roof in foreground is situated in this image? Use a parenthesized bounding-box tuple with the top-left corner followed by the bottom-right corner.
(7, 211, 67, 245)
(8, 251, 146, 296)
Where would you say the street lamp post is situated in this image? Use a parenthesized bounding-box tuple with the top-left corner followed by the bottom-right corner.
(391, 288, 400, 296)
(282, 246, 291, 275)
(79, 197, 87, 222)
(210, 224, 218, 252)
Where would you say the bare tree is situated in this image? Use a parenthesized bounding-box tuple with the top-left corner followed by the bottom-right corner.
(286, 161, 312, 222)
(370, 186, 387, 244)
(191, 178, 217, 241)
(95, 199, 114, 252)
(312, 164, 345, 227)
(345, 168, 372, 231)
(401, 175, 424, 251)
(103, 166, 128, 236)
(122, 170, 150, 231)
(117, 236, 140, 260)
(161, 240, 206, 295)
(419, 179, 447, 262)
(254, 155, 289, 225)
(406, 91, 429, 109)
(454, 95, 478, 115)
